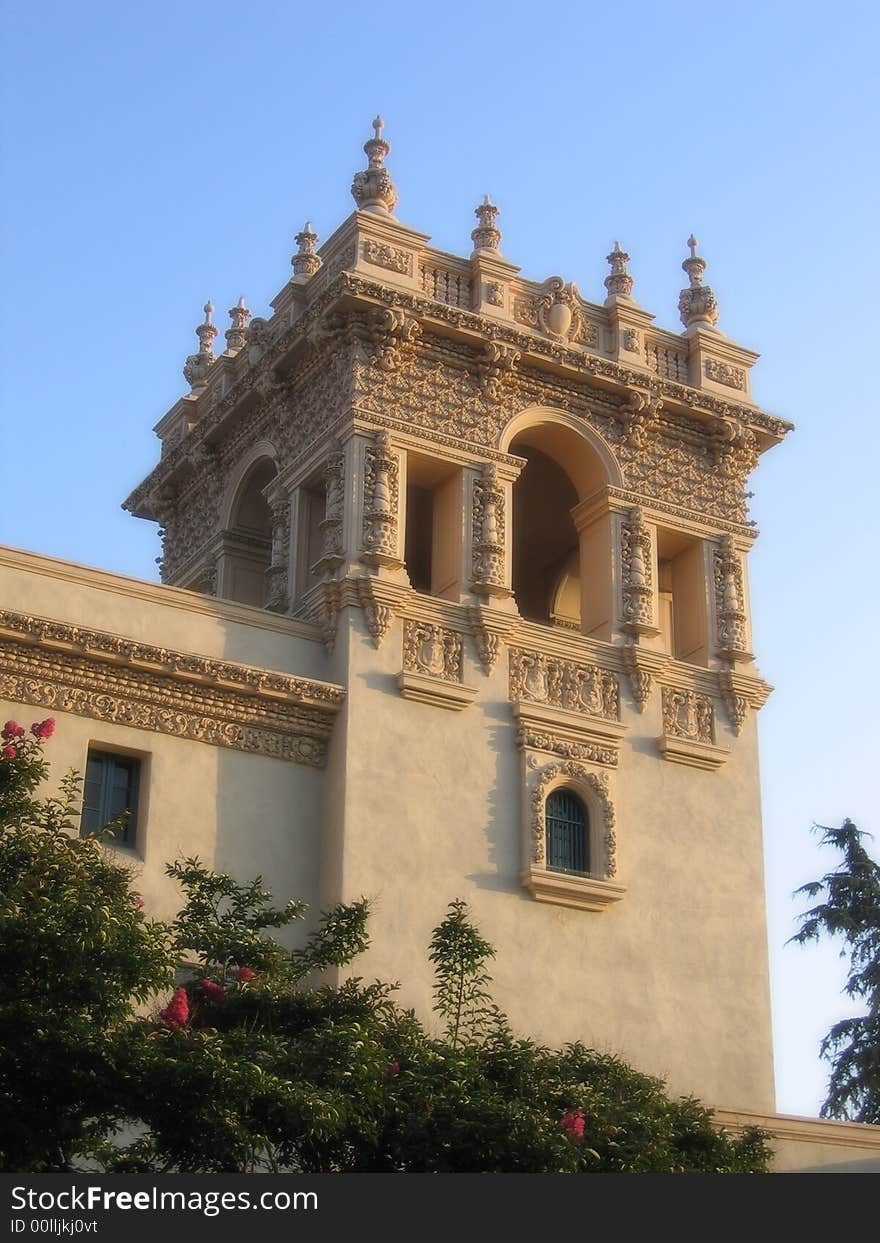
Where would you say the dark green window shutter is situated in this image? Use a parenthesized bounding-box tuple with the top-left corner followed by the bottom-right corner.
(79, 750, 140, 845)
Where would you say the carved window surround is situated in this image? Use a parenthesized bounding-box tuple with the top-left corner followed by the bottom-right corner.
(522, 761, 625, 912)
(0, 610, 344, 768)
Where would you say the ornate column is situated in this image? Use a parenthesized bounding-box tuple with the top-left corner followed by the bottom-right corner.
(315, 448, 346, 575)
(265, 489, 292, 613)
(714, 535, 751, 663)
(470, 464, 508, 598)
(360, 430, 402, 568)
(617, 505, 667, 713)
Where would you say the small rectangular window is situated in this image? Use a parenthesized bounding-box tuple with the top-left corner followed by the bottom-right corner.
(80, 749, 141, 846)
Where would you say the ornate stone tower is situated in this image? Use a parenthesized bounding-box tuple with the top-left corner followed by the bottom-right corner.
(124, 119, 791, 1111)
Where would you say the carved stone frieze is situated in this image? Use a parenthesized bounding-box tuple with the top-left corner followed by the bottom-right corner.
(363, 239, 412, 275)
(471, 463, 507, 594)
(361, 430, 400, 565)
(516, 726, 618, 768)
(402, 620, 463, 682)
(704, 359, 745, 390)
(0, 616, 343, 768)
(509, 648, 619, 721)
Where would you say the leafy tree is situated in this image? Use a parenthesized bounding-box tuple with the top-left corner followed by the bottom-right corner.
(0, 718, 172, 1171)
(0, 725, 770, 1173)
(792, 819, 880, 1123)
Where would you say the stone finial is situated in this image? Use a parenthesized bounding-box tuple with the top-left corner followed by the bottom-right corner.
(183, 301, 218, 390)
(604, 241, 634, 300)
(678, 235, 719, 329)
(225, 296, 251, 351)
(471, 194, 502, 255)
(351, 116, 398, 215)
(292, 221, 321, 280)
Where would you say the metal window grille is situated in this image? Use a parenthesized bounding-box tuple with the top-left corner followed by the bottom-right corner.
(546, 789, 589, 875)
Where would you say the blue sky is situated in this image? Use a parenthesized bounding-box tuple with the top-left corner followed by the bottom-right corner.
(2, 1, 878, 1117)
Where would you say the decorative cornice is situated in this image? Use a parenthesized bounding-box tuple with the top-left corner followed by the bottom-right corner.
(0, 610, 344, 767)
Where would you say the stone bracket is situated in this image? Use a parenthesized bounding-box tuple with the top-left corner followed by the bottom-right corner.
(513, 700, 624, 767)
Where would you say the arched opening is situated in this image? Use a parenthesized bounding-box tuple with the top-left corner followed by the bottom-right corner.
(512, 447, 579, 625)
(222, 458, 277, 606)
(546, 788, 590, 875)
(508, 418, 613, 639)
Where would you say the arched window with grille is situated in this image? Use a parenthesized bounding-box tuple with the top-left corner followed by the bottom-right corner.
(545, 789, 589, 875)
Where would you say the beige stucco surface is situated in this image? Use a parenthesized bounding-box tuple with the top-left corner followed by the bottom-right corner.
(329, 607, 775, 1113)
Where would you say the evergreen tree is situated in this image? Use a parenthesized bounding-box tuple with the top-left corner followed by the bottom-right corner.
(792, 819, 880, 1123)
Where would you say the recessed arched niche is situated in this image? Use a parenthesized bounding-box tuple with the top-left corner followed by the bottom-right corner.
(504, 412, 618, 641)
(218, 456, 278, 607)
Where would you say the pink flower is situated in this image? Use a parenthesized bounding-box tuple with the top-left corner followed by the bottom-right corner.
(560, 1109, 585, 1140)
(159, 987, 190, 1029)
(2, 721, 24, 740)
(30, 718, 55, 740)
(131, 895, 145, 910)
(386, 1060, 400, 1078)
(1, 744, 16, 760)
(201, 979, 226, 1001)
(234, 966, 255, 982)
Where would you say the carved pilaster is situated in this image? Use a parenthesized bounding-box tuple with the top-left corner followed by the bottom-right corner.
(361, 431, 401, 567)
(620, 507, 656, 636)
(471, 464, 508, 597)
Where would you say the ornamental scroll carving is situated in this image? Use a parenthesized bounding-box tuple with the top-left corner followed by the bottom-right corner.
(530, 763, 617, 876)
(509, 649, 619, 721)
(661, 687, 714, 743)
(713, 536, 749, 657)
(513, 279, 598, 346)
(712, 419, 759, 482)
(477, 341, 520, 401)
(368, 307, 421, 372)
(620, 507, 654, 632)
(362, 431, 400, 564)
(471, 464, 506, 593)
(402, 620, 463, 683)
(622, 389, 663, 451)
(363, 239, 412, 276)
(0, 632, 342, 769)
